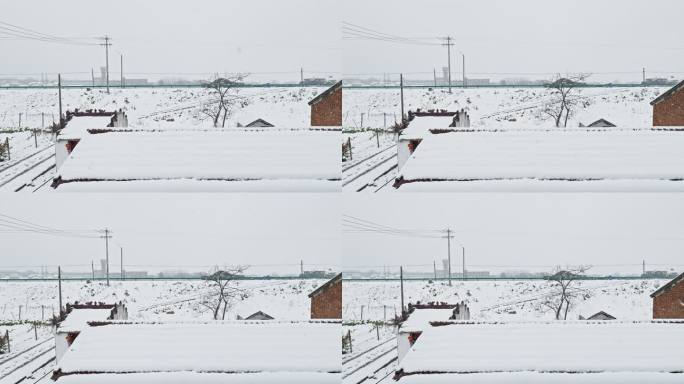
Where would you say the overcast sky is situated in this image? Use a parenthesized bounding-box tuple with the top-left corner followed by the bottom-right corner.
(1, 0, 340, 81)
(343, 194, 684, 275)
(0, 194, 340, 275)
(343, 0, 684, 82)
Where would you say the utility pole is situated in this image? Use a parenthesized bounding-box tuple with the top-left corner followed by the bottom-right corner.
(300, 67, 304, 84)
(101, 229, 112, 286)
(58, 74, 63, 127)
(300, 260, 304, 276)
(446, 228, 452, 286)
(441, 36, 454, 93)
(120, 247, 124, 280)
(91, 260, 95, 280)
(400, 266, 405, 320)
(58, 266, 63, 320)
(91, 68, 95, 88)
(400, 73, 405, 126)
(462, 54, 466, 88)
(100, 36, 112, 94)
(120, 54, 124, 89)
(433, 68, 437, 87)
(462, 246, 466, 280)
(642, 260, 646, 275)
(433, 260, 437, 279)
(642, 67, 646, 83)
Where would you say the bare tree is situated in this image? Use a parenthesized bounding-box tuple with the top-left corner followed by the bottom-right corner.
(200, 266, 249, 320)
(541, 73, 589, 127)
(543, 265, 591, 320)
(200, 74, 247, 128)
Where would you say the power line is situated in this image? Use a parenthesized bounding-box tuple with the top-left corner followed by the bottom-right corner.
(0, 20, 98, 46)
(0, 213, 100, 239)
(342, 22, 440, 47)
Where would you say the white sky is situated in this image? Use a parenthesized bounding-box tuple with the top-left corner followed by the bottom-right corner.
(343, 0, 684, 82)
(0, 194, 340, 275)
(1, 0, 341, 81)
(343, 194, 684, 275)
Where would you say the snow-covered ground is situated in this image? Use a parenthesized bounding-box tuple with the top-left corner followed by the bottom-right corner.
(0, 279, 326, 322)
(342, 278, 671, 383)
(343, 279, 664, 322)
(0, 279, 328, 382)
(342, 86, 672, 192)
(0, 86, 325, 130)
(0, 86, 334, 191)
(343, 87, 666, 129)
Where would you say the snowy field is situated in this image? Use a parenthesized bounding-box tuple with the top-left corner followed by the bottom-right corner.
(343, 86, 666, 129)
(0, 86, 325, 130)
(0, 279, 326, 322)
(343, 279, 665, 322)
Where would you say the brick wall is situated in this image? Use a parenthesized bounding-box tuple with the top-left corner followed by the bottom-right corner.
(311, 279, 341, 319)
(653, 281, 684, 319)
(653, 87, 684, 126)
(311, 86, 342, 126)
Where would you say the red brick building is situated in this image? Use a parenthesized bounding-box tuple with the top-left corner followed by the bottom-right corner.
(650, 272, 684, 319)
(308, 81, 342, 126)
(651, 80, 684, 126)
(309, 273, 341, 319)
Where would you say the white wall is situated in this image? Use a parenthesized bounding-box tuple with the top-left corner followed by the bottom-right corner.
(397, 331, 412, 363)
(55, 139, 70, 170)
(397, 139, 413, 171)
(55, 331, 69, 362)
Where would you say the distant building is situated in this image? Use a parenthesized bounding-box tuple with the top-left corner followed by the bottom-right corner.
(651, 272, 684, 319)
(300, 78, 335, 86)
(586, 118, 616, 128)
(241, 311, 275, 320)
(585, 311, 616, 320)
(309, 273, 341, 319)
(244, 118, 274, 128)
(309, 80, 341, 126)
(651, 80, 684, 126)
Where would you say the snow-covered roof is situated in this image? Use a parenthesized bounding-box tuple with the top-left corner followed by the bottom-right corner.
(59, 115, 114, 140)
(55, 372, 338, 384)
(396, 372, 684, 384)
(54, 130, 339, 191)
(58, 308, 113, 333)
(397, 129, 684, 191)
(400, 308, 454, 333)
(398, 321, 684, 379)
(56, 321, 340, 380)
(400, 116, 455, 140)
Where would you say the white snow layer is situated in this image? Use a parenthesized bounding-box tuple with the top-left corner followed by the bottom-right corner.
(59, 116, 114, 140)
(397, 372, 684, 384)
(398, 129, 684, 188)
(57, 321, 340, 374)
(58, 308, 113, 333)
(55, 371, 339, 384)
(400, 116, 457, 140)
(56, 130, 340, 186)
(400, 309, 454, 333)
(399, 321, 684, 374)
